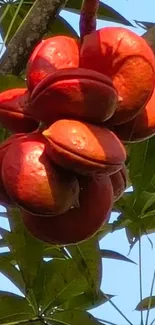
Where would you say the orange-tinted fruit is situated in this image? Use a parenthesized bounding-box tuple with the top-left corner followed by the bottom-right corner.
(110, 88, 155, 143)
(0, 133, 25, 207)
(26, 36, 80, 92)
(43, 119, 126, 175)
(110, 164, 127, 201)
(0, 88, 39, 133)
(80, 27, 155, 125)
(30, 67, 118, 125)
(2, 133, 80, 216)
(21, 174, 113, 245)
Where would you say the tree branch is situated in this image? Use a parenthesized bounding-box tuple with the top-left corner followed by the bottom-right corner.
(0, 0, 68, 75)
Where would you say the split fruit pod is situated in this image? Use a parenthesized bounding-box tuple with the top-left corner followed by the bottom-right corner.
(0, 88, 39, 133)
(111, 88, 155, 143)
(0, 133, 25, 207)
(26, 35, 80, 92)
(80, 27, 155, 125)
(2, 132, 80, 216)
(43, 119, 126, 176)
(30, 67, 118, 125)
(21, 174, 113, 245)
(110, 164, 127, 201)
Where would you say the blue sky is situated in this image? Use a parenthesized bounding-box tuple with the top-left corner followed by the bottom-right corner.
(1, 1, 155, 325)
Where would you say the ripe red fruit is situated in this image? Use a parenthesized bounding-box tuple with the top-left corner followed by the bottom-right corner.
(26, 36, 80, 92)
(21, 174, 113, 245)
(80, 27, 155, 125)
(43, 119, 126, 175)
(110, 88, 155, 143)
(0, 133, 25, 207)
(2, 133, 80, 216)
(30, 67, 118, 125)
(110, 165, 127, 201)
(0, 88, 39, 133)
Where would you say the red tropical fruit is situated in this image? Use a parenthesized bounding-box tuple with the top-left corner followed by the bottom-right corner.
(30, 67, 118, 125)
(110, 164, 127, 201)
(80, 27, 155, 125)
(42, 119, 126, 175)
(110, 88, 155, 143)
(0, 88, 39, 133)
(2, 132, 80, 216)
(21, 174, 113, 245)
(0, 133, 25, 207)
(26, 36, 80, 92)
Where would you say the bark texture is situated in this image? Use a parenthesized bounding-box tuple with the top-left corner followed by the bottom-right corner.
(0, 0, 68, 75)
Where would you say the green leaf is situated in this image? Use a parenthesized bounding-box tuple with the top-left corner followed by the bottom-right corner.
(7, 208, 44, 290)
(46, 16, 79, 38)
(45, 310, 104, 325)
(136, 296, 155, 311)
(67, 237, 102, 297)
(0, 238, 7, 247)
(97, 223, 113, 241)
(62, 290, 114, 310)
(0, 74, 26, 92)
(0, 3, 31, 43)
(129, 138, 155, 196)
(0, 254, 26, 295)
(43, 246, 67, 259)
(0, 291, 35, 324)
(33, 258, 87, 314)
(135, 20, 155, 30)
(65, 1, 133, 26)
(100, 249, 136, 264)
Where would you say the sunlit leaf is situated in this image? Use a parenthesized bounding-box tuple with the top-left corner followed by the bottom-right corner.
(0, 3, 31, 43)
(6, 208, 44, 299)
(0, 291, 34, 324)
(129, 137, 155, 196)
(136, 296, 155, 311)
(68, 238, 102, 297)
(0, 74, 25, 91)
(0, 254, 25, 294)
(33, 258, 87, 314)
(43, 246, 67, 260)
(62, 290, 114, 310)
(45, 310, 104, 325)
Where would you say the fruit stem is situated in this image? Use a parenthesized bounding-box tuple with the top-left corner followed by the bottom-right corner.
(79, 0, 99, 43)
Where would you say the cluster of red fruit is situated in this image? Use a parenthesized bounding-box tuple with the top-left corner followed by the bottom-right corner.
(0, 26, 155, 246)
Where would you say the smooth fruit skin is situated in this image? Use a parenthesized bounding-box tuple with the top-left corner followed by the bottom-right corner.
(110, 88, 155, 143)
(0, 88, 39, 133)
(21, 174, 113, 245)
(43, 119, 126, 175)
(80, 27, 155, 125)
(2, 133, 80, 216)
(26, 36, 80, 92)
(30, 67, 118, 125)
(110, 164, 127, 201)
(0, 133, 25, 207)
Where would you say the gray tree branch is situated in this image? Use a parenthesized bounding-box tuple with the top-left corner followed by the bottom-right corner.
(0, 0, 68, 75)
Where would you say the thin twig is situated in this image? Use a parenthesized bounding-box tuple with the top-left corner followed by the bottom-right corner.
(102, 293, 133, 325)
